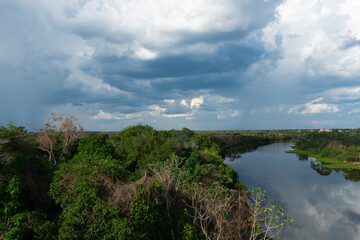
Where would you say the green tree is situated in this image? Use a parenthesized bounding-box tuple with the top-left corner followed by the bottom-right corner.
(49, 152, 128, 239)
(128, 182, 168, 240)
(249, 188, 293, 240)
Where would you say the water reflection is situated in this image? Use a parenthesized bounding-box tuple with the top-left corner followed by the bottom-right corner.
(225, 142, 360, 240)
(343, 169, 360, 182)
(227, 152, 242, 162)
(296, 153, 309, 161)
(310, 161, 332, 176)
(293, 152, 360, 181)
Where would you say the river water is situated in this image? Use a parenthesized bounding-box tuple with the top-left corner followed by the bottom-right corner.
(224, 142, 360, 240)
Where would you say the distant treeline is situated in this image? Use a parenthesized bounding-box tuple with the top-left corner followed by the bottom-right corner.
(0, 116, 291, 239)
(203, 131, 292, 154)
(295, 130, 360, 163)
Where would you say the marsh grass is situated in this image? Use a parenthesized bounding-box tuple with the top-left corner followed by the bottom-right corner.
(287, 149, 360, 169)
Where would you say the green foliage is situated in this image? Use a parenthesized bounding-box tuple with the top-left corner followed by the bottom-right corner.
(184, 152, 217, 182)
(31, 218, 58, 240)
(0, 121, 294, 239)
(296, 132, 332, 150)
(177, 212, 197, 240)
(295, 131, 360, 165)
(249, 188, 293, 240)
(183, 147, 239, 189)
(0, 122, 55, 216)
(320, 146, 344, 157)
(198, 147, 223, 163)
(182, 223, 197, 240)
(221, 165, 239, 189)
(1, 178, 21, 223)
(192, 134, 224, 155)
(0, 122, 27, 140)
(111, 125, 177, 176)
(49, 152, 129, 239)
(181, 128, 195, 139)
(77, 133, 115, 158)
(3, 211, 57, 240)
(0, 123, 32, 178)
(184, 152, 199, 176)
(0, 178, 56, 240)
(128, 182, 168, 240)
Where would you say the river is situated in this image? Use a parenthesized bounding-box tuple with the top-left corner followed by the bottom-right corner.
(224, 142, 360, 240)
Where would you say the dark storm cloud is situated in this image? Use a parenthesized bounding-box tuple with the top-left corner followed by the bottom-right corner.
(144, 42, 263, 78)
(0, 51, 69, 126)
(101, 48, 260, 79)
(0, 0, 283, 130)
(3, 0, 360, 130)
(85, 39, 266, 97)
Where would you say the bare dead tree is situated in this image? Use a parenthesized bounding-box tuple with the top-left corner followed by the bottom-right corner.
(184, 183, 211, 240)
(36, 112, 83, 165)
(148, 157, 254, 240)
(148, 156, 186, 240)
(184, 183, 250, 240)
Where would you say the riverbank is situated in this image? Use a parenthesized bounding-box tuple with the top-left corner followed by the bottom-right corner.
(225, 141, 360, 240)
(200, 131, 293, 155)
(286, 148, 360, 170)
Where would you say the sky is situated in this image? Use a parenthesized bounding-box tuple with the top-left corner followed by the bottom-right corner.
(1, 0, 360, 130)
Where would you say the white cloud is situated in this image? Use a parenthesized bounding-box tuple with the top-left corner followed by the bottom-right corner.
(155, 97, 204, 119)
(217, 109, 242, 119)
(195, 94, 241, 120)
(322, 86, 360, 102)
(132, 47, 158, 60)
(231, 110, 241, 117)
(288, 98, 339, 115)
(348, 108, 360, 114)
(180, 99, 189, 108)
(301, 103, 338, 114)
(251, 99, 340, 117)
(179, 96, 204, 110)
(163, 99, 175, 104)
(55, 0, 257, 37)
(163, 112, 194, 119)
(251, 105, 285, 115)
(190, 96, 204, 109)
(218, 96, 236, 103)
(92, 98, 202, 122)
(18, 0, 277, 60)
(65, 71, 127, 96)
(163, 95, 240, 120)
(92, 110, 142, 120)
(263, 0, 360, 78)
(148, 104, 167, 115)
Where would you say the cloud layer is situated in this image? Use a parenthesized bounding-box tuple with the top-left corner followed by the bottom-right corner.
(1, 0, 360, 130)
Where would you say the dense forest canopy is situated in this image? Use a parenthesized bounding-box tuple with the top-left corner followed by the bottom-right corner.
(0, 117, 292, 240)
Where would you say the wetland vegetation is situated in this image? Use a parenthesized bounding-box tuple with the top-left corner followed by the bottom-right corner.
(288, 129, 360, 171)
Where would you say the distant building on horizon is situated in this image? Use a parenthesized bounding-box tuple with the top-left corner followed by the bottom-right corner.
(319, 129, 332, 133)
